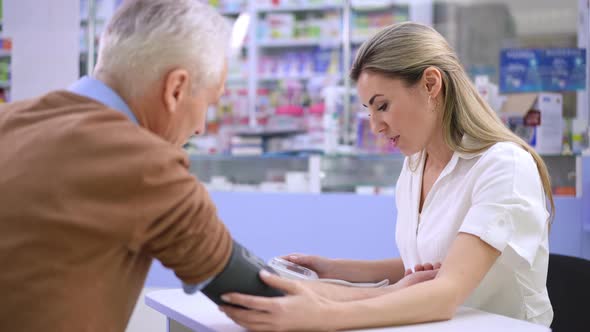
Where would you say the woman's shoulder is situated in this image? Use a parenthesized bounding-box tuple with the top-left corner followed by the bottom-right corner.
(469, 141, 542, 197)
(476, 141, 537, 171)
(486, 141, 531, 156)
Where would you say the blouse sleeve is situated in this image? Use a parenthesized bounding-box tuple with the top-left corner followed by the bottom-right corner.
(458, 143, 550, 268)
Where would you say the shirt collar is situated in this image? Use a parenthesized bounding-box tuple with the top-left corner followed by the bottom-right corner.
(68, 76, 138, 125)
(416, 135, 485, 181)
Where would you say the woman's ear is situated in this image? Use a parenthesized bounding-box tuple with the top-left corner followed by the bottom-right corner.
(422, 66, 443, 99)
(163, 69, 190, 114)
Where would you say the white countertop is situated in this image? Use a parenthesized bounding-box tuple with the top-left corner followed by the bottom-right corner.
(145, 289, 551, 332)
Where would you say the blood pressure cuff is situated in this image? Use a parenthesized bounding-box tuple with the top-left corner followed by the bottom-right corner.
(185, 240, 284, 307)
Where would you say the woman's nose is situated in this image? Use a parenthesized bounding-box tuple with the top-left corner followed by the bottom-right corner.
(370, 118, 386, 136)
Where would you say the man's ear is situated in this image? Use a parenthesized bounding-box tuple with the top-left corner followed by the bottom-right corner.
(163, 69, 190, 114)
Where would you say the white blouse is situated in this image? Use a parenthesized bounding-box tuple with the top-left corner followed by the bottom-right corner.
(395, 141, 553, 326)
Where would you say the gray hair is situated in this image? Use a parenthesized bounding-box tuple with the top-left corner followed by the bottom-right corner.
(95, 0, 230, 96)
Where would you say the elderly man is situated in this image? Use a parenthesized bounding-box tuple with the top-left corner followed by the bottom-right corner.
(0, 1, 236, 331)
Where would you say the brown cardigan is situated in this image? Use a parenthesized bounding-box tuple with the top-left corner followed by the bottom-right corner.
(0, 91, 232, 331)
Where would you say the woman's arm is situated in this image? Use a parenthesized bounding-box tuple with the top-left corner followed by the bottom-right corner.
(219, 233, 499, 331)
(328, 233, 500, 329)
(328, 258, 407, 283)
(303, 267, 439, 301)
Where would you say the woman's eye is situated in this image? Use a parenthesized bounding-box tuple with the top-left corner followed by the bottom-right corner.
(377, 103, 388, 111)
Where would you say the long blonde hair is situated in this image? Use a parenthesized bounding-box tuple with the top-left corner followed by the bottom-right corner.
(350, 22, 554, 221)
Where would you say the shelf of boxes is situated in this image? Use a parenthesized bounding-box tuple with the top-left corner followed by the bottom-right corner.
(80, 18, 106, 25)
(252, 2, 344, 155)
(72, 0, 432, 157)
(256, 3, 342, 13)
(258, 38, 341, 48)
(207, 0, 248, 15)
(351, 36, 368, 44)
(220, 9, 244, 15)
(258, 73, 342, 81)
(227, 75, 248, 83)
(74, 1, 430, 156)
(205, 0, 430, 156)
(0, 36, 10, 103)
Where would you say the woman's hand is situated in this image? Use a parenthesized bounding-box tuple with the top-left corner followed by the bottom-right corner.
(394, 268, 439, 290)
(387, 262, 440, 291)
(220, 266, 440, 331)
(220, 270, 335, 331)
(404, 262, 441, 276)
(282, 253, 337, 279)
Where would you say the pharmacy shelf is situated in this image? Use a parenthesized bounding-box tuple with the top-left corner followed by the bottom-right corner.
(79, 50, 98, 58)
(0, 49, 10, 57)
(258, 38, 340, 48)
(256, 3, 342, 13)
(219, 9, 245, 15)
(258, 73, 342, 81)
(0, 81, 11, 89)
(222, 0, 431, 147)
(351, 0, 414, 11)
(351, 36, 369, 44)
(80, 18, 105, 25)
(226, 75, 247, 83)
(235, 127, 306, 138)
(188, 152, 406, 161)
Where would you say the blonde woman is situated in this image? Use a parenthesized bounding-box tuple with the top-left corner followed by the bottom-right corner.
(220, 22, 554, 331)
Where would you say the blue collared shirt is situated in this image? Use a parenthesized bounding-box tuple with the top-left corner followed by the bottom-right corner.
(68, 76, 213, 294)
(68, 76, 138, 125)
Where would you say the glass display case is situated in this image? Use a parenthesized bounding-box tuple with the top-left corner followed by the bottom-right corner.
(190, 153, 404, 194)
(189, 152, 581, 197)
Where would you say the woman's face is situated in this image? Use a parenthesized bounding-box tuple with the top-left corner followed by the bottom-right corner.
(356, 69, 442, 156)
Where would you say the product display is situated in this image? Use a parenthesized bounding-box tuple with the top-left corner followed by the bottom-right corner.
(256, 0, 343, 9)
(208, 0, 248, 13)
(0, 37, 11, 103)
(351, 5, 409, 42)
(193, 1, 415, 157)
(70, 0, 583, 196)
(258, 11, 341, 42)
(500, 93, 564, 155)
(258, 47, 341, 79)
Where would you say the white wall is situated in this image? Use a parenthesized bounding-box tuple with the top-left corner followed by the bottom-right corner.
(4, 0, 79, 101)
